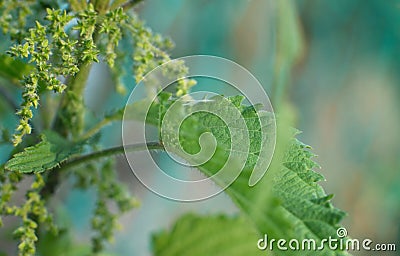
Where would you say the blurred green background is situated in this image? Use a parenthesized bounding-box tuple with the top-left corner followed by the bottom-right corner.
(1, 0, 399, 255)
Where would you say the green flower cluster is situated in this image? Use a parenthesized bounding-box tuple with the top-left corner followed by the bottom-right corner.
(0, 173, 56, 256)
(99, 7, 128, 67)
(127, 16, 196, 95)
(0, 1, 194, 255)
(9, 8, 80, 145)
(8, 1, 195, 144)
(0, 0, 35, 40)
(73, 160, 139, 253)
(92, 161, 139, 252)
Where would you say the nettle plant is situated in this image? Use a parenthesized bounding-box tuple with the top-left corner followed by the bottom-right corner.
(0, 1, 350, 255)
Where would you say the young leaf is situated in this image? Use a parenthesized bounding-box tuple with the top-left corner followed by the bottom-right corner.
(5, 131, 87, 173)
(148, 94, 349, 255)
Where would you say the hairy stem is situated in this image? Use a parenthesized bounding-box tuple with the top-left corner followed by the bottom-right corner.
(52, 61, 92, 137)
(62, 142, 163, 170)
(40, 142, 164, 199)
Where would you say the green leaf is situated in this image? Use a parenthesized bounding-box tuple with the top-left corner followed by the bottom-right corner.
(5, 131, 86, 173)
(240, 135, 349, 256)
(153, 214, 265, 256)
(149, 94, 349, 255)
(0, 54, 33, 83)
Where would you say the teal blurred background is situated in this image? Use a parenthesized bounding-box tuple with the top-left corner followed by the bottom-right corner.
(1, 0, 399, 255)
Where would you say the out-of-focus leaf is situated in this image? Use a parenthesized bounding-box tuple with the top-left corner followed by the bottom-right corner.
(0, 54, 33, 83)
(153, 214, 265, 256)
(37, 229, 117, 256)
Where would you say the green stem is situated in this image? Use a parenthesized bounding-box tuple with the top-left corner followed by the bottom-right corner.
(51, 61, 93, 137)
(68, 62, 92, 98)
(121, 0, 144, 10)
(81, 118, 111, 140)
(79, 110, 122, 140)
(40, 142, 163, 199)
(60, 142, 164, 170)
(92, 0, 111, 14)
